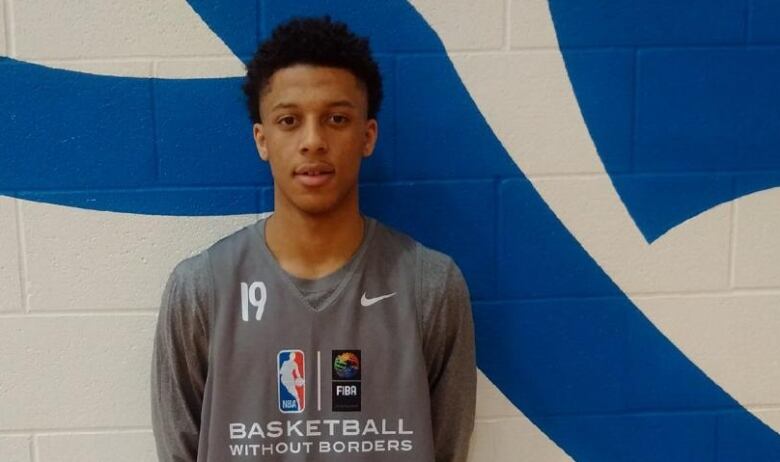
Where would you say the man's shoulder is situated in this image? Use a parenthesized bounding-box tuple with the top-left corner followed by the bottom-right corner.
(373, 219, 471, 333)
(170, 217, 263, 279)
(370, 217, 458, 283)
(205, 217, 264, 258)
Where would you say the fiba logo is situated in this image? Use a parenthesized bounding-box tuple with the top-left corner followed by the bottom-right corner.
(240, 281, 267, 322)
(332, 350, 361, 412)
(333, 351, 360, 380)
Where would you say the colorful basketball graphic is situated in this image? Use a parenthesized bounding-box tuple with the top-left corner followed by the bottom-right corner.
(333, 351, 360, 380)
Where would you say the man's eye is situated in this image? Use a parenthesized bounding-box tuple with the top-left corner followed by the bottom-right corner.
(278, 116, 296, 126)
(329, 114, 348, 125)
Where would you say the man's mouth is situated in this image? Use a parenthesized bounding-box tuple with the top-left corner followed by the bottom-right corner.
(294, 163, 335, 186)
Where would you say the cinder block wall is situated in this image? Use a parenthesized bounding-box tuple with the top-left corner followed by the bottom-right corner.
(1, 1, 779, 461)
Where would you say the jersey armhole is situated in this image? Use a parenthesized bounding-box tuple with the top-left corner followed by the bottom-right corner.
(204, 249, 217, 366)
(414, 242, 426, 348)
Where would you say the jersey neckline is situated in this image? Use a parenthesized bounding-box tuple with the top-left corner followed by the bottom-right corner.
(254, 214, 377, 313)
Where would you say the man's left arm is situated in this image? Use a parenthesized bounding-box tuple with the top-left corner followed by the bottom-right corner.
(422, 257, 477, 462)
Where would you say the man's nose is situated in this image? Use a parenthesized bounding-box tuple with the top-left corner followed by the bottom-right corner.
(300, 119, 327, 154)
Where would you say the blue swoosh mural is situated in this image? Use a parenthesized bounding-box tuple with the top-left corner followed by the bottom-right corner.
(1, 1, 779, 460)
(549, 0, 780, 242)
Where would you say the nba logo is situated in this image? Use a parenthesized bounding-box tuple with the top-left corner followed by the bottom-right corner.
(277, 350, 305, 413)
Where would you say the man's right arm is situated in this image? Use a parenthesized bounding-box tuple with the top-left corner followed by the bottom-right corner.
(151, 253, 212, 462)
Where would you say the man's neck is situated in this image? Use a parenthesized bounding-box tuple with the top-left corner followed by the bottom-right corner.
(264, 203, 365, 280)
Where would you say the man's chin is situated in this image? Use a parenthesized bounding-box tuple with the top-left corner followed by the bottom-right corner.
(291, 199, 344, 217)
(275, 187, 358, 217)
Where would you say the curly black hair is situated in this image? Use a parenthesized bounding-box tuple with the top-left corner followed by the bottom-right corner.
(242, 16, 383, 124)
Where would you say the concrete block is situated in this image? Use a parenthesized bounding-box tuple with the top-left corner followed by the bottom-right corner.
(0, 0, 7, 57)
(475, 370, 519, 419)
(612, 173, 735, 243)
(0, 314, 156, 429)
(546, 49, 634, 175)
(447, 51, 606, 177)
(733, 187, 780, 288)
(469, 417, 573, 461)
(34, 60, 153, 78)
(624, 303, 728, 411)
(636, 48, 780, 174)
(499, 179, 622, 299)
(547, 0, 744, 47)
(37, 431, 156, 462)
(541, 413, 716, 461)
(491, 418, 573, 461)
(13, 0, 234, 60)
(154, 74, 270, 187)
(0, 436, 31, 462)
(529, 176, 732, 295)
(155, 57, 245, 79)
(467, 420, 496, 460)
(0, 196, 22, 312)
(751, 0, 780, 43)
(20, 188, 261, 218)
(20, 199, 258, 311)
(410, 0, 505, 51)
(262, 1, 442, 53)
(752, 409, 780, 434)
(472, 374, 573, 461)
(0, 59, 156, 190)
(474, 300, 627, 415)
(716, 408, 780, 459)
(177, 0, 258, 58)
(510, 0, 559, 49)
(635, 293, 780, 409)
(395, 55, 521, 180)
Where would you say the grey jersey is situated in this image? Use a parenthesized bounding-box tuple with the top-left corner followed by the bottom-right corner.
(151, 216, 476, 462)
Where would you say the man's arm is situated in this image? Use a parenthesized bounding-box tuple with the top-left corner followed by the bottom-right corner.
(420, 250, 477, 462)
(151, 254, 212, 462)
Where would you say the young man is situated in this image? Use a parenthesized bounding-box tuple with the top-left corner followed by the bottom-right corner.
(151, 16, 476, 462)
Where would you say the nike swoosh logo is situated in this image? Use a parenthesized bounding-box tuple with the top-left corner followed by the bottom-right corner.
(361, 292, 396, 307)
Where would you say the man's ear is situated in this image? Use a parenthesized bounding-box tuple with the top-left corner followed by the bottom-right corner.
(362, 118, 378, 158)
(253, 122, 269, 161)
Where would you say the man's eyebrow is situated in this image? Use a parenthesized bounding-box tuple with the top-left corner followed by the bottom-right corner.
(269, 100, 357, 112)
(270, 102, 298, 112)
(326, 100, 357, 109)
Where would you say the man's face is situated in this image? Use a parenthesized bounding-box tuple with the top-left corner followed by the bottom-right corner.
(253, 64, 378, 216)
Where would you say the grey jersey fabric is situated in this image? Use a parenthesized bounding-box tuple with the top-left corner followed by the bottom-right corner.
(151, 216, 476, 462)
(278, 218, 365, 311)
